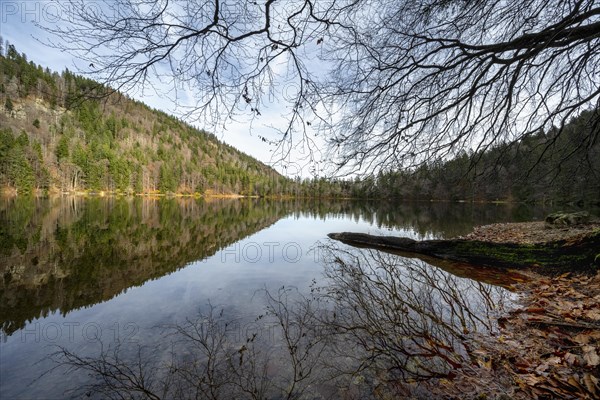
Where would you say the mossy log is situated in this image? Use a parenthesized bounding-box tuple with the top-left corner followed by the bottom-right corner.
(327, 231, 600, 272)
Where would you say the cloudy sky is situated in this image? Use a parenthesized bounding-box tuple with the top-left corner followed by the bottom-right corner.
(0, 0, 324, 178)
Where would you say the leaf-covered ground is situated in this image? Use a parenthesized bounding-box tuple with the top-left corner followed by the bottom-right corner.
(458, 221, 600, 245)
(494, 272, 600, 399)
(367, 221, 600, 398)
(436, 271, 600, 399)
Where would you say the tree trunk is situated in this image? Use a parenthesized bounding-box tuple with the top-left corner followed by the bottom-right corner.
(327, 231, 600, 272)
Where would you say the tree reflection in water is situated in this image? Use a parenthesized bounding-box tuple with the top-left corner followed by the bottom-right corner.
(316, 242, 517, 398)
(51, 242, 518, 399)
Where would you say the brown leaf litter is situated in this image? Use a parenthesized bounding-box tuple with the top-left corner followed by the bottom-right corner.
(459, 221, 600, 245)
(444, 271, 600, 399)
(425, 219, 600, 398)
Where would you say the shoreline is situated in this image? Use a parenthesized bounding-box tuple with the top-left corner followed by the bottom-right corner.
(2, 188, 600, 207)
(471, 270, 600, 398)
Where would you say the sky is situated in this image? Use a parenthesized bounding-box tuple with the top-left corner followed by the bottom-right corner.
(0, 0, 324, 178)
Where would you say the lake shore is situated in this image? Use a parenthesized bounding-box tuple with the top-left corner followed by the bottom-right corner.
(328, 220, 600, 397)
(463, 270, 600, 399)
(392, 221, 600, 398)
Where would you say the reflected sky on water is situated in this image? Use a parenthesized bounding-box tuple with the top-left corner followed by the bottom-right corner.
(0, 197, 559, 398)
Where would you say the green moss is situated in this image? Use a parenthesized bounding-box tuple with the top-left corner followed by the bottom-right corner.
(451, 235, 599, 271)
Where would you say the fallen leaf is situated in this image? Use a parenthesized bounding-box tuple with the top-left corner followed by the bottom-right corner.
(585, 309, 600, 321)
(587, 331, 600, 340)
(564, 352, 582, 366)
(558, 300, 577, 310)
(567, 374, 585, 390)
(583, 373, 598, 396)
(572, 333, 591, 345)
(582, 345, 600, 367)
(565, 290, 587, 299)
(547, 356, 562, 365)
(534, 357, 562, 374)
(565, 308, 584, 318)
(513, 361, 533, 373)
(535, 363, 550, 374)
(521, 373, 543, 386)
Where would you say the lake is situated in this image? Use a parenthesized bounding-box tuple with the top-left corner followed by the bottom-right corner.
(0, 197, 558, 399)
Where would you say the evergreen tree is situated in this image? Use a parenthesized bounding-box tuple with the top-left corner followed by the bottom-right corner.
(55, 135, 69, 161)
(4, 97, 13, 113)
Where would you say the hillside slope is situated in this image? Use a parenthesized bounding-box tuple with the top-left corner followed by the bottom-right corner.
(0, 44, 292, 196)
(348, 110, 600, 203)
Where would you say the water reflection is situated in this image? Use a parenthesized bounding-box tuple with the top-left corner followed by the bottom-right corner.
(290, 200, 557, 239)
(49, 242, 518, 399)
(1, 197, 548, 398)
(0, 197, 542, 338)
(0, 197, 290, 336)
(316, 243, 516, 398)
(338, 244, 530, 288)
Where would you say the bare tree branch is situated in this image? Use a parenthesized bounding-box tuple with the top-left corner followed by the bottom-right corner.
(43, 0, 600, 174)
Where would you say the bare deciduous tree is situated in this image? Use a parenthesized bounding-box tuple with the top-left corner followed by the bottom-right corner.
(324, 0, 600, 173)
(44, 0, 600, 173)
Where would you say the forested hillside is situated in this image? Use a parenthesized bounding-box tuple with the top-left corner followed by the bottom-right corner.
(0, 43, 294, 196)
(348, 110, 600, 204)
(1, 42, 597, 203)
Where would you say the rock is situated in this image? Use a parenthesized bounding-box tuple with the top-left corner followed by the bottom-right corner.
(545, 211, 590, 228)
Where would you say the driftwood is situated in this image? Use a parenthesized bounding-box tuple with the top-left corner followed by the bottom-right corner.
(327, 230, 600, 271)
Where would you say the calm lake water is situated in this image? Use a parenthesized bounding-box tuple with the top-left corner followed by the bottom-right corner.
(0, 197, 569, 398)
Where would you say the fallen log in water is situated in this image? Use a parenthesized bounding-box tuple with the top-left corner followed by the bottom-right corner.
(327, 230, 600, 271)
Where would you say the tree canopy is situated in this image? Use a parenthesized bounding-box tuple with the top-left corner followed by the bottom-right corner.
(46, 0, 600, 174)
